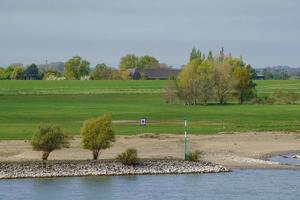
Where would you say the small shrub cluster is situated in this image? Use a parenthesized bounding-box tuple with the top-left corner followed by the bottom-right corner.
(187, 150, 202, 162)
(272, 90, 298, 104)
(253, 90, 298, 105)
(117, 148, 139, 165)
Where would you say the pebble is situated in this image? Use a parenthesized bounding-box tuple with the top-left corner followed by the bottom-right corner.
(0, 160, 229, 179)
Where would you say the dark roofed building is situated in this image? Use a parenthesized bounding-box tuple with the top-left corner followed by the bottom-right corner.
(143, 68, 180, 80)
(129, 68, 181, 80)
(254, 74, 265, 80)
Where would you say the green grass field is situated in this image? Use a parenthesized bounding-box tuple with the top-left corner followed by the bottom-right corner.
(0, 80, 299, 139)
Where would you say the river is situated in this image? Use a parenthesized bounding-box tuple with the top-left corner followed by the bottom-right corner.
(1, 169, 299, 200)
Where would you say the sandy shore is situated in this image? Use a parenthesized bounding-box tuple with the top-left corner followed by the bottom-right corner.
(0, 132, 299, 169)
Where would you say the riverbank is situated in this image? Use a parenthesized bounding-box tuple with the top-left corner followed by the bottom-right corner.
(0, 132, 299, 169)
(0, 159, 229, 179)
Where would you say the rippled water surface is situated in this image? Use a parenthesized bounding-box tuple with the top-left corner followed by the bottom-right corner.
(1, 169, 299, 200)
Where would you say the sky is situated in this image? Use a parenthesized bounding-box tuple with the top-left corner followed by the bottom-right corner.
(0, 0, 300, 68)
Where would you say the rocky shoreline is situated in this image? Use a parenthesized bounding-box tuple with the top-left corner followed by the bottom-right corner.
(0, 159, 229, 179)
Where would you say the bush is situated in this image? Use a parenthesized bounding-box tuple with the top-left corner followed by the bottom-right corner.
(273, 90, 298, 104)
(31, 125, 70, 160)
(187, 150, 202, 162)
(117, 148, 139, 165)
(251, 96, 275, 104)
(163, 81, 177, 104)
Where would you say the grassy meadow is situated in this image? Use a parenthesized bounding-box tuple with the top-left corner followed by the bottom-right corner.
(0, 80, 300, 139)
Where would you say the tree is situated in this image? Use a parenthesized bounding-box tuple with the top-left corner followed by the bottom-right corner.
(11, 67, 24, 80)
(137, 55, 159, 69)
(219, 47, 225, 62)
(119, 54, 139, 70)
(178, 59, 214, 105)
(163, 81, 177, 104)
(90, 63, 113, 80)
(207, 50, 214, 61)
(23, 64, 40, 80)
(246, 64, 257, 79)
(196, 60, 215, 104)
(213, 58, 232, 104)
(43, 70, 63, 80)
(0, 68, 6, 80)
(189, 48, 204, 62)
(80, 114, 115, 160)
(31, 125, 70, 160)
(232, 64, 256, 104)
(119, 54, 161, 70)
(64, 56, 90, 79)
(178, 59, 201, 105)
(4, 66, 14, 79)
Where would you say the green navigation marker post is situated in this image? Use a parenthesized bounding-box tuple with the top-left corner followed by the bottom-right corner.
(184, 115, 188, 161)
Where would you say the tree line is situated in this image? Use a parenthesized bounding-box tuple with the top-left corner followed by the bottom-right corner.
(0, 54, 167, 80)
(175, 48, 256, 105)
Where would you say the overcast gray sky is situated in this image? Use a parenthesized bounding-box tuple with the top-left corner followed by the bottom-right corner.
(0, 0, 299, 68)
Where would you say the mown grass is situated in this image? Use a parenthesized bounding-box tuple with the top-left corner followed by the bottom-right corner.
(0, 80, 166, 95)
(0, 80, 299, 139)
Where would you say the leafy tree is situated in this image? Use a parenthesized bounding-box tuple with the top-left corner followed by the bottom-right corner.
(31, 125, 70, 160)
(43, 70, 63, 80)
(23, 64, 40, 80)
(0, 68, 6, 80)
(246, 64, 257, 79)
(90, 63, 113, 80)
(64, 56, 90, 79)
(219, 47, 225, 62)
(11, 67, 24, 80)
(178, 59, 214, 105)
(189, 48, 204, 62)
(197, 60, 215, 104)
(207, 50, 214, 61)
(179, 49, 256, 105)
(213, 58, 232, 104)
(80, 114, 115, 160)
(137, 55, 159, 69)
(4, 66, 14, 79)
(232, 63, 256, 104)
(119, 54, 160, 70)
(163, 81, 177, 104)
(119, 54, 139, 70)
(178, 59, 201, 105)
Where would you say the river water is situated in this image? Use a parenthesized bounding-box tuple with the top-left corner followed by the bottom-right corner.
(0, 169, 299, 200)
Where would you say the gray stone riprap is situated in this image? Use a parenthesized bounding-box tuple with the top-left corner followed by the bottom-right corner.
(0, 160, 229, 179)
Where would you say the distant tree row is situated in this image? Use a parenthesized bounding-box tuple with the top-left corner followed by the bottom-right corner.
(0, 64, 42, 80)
(5, 51, 298, 81)
(173, 48, 256, 105)
(59, 54, 165, 80)
(0, 54, 166, 80)
(118, 54, 160, 70)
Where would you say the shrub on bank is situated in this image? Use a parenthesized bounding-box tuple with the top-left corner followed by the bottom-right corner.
(80, 114, 115, 160)
(187, 150, 202, 162)
(117, 148, 139, 165)
(31, 125, 70, 160)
